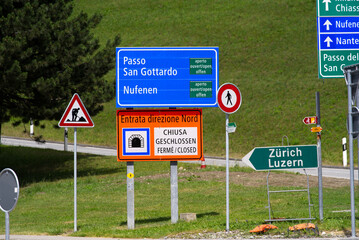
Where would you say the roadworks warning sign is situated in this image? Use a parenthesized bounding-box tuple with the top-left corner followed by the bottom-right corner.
(58, 93, 94, 128)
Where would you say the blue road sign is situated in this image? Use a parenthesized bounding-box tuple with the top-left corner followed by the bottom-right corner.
(319, 33, 359, 49)
(116, 47, 219, 108)
(319, 17, 359, 33)
(317, 1, 359, 78)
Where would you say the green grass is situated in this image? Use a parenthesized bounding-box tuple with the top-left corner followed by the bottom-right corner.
(0, 145, 358, 238)
(0, 0, 351, 165)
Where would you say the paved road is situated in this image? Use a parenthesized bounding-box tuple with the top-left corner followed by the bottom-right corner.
(1, 136, 357, 180)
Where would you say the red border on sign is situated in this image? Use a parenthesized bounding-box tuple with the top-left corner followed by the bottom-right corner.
(58, 93, 94, 128)
(217, 83, 242, 114)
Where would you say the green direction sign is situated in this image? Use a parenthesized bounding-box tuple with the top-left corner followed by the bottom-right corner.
(319, 50, 359, 78)
(318, 0, 359, 16)
(317, 0, 359, 78)
(242, 145, 318, 171)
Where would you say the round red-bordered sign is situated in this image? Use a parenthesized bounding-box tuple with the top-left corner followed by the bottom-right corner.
(217, 83, 242, 114)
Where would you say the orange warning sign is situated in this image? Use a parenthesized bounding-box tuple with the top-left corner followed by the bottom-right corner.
(117, 109, 203, 161)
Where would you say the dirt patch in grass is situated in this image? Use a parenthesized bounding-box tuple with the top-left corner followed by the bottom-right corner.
(137, 170, 349, 188)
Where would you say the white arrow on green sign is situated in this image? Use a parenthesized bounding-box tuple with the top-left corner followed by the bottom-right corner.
(242, 145, 318, 171)
(317, 0, 359, 78)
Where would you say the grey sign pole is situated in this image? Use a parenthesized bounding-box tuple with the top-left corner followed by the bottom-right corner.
(345, 69, 356, 238)
(171, 161, 178, 223)
(57, 93, 94, 233)
(127, 161, 135, 229)
(74, 127, 77, 232)
(0, 168, 20, 240)
(225, 113, 230, 232)
(357, 88, 359, 186)
(217, 83, 241, 232)
(5, 212, 9, 240)
(316, 92, 323, 221)
(64, 127, 68, 151)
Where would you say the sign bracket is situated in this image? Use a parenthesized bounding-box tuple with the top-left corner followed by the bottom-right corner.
(265, 169, 315, 223)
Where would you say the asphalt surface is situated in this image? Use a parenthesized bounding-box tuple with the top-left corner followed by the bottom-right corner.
(1, 136, 357, 180)
(1, 136, 358, 240)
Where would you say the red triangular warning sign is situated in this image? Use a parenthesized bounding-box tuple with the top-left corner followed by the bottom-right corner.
(58, 93, 94, 128)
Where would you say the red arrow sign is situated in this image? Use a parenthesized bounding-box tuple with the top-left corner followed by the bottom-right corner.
(303, 116, 318, 125)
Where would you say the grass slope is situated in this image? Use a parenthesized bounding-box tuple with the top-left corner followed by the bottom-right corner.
(1, 0, 349, 165)
(0, 146, 357, 238)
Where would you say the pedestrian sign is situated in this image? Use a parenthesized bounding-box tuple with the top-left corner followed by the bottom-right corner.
(58, 93, 94, 128)
(217, 83, 242, 114)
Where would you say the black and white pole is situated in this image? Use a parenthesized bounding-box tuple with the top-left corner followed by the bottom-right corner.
(30, 118, 34, 136)
(343, 138, 347, 167)
(64, 128, 68, 151)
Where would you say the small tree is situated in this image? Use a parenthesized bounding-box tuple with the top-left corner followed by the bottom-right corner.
(0, 0, 120, 139)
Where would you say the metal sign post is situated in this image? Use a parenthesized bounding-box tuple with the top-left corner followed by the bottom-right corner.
(58, 93, 94, 232)
(116, 47, 220, 229)
(216, 83, 242, 232)
(343, 65, 358, 238)
(225, 113, 230, 231)
(0, 168, 20, 240)
(171, 161, 178, 224)
(73, 127, 77, 232)
(316, 92, 323, 221)
(117, 109, 203, 229)
(5, 212, 9, 240)
(127, 162, 135, 229)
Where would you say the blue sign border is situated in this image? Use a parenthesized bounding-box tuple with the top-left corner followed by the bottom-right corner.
(122, 128, 150, 156)
(116, 47, 219, 108)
